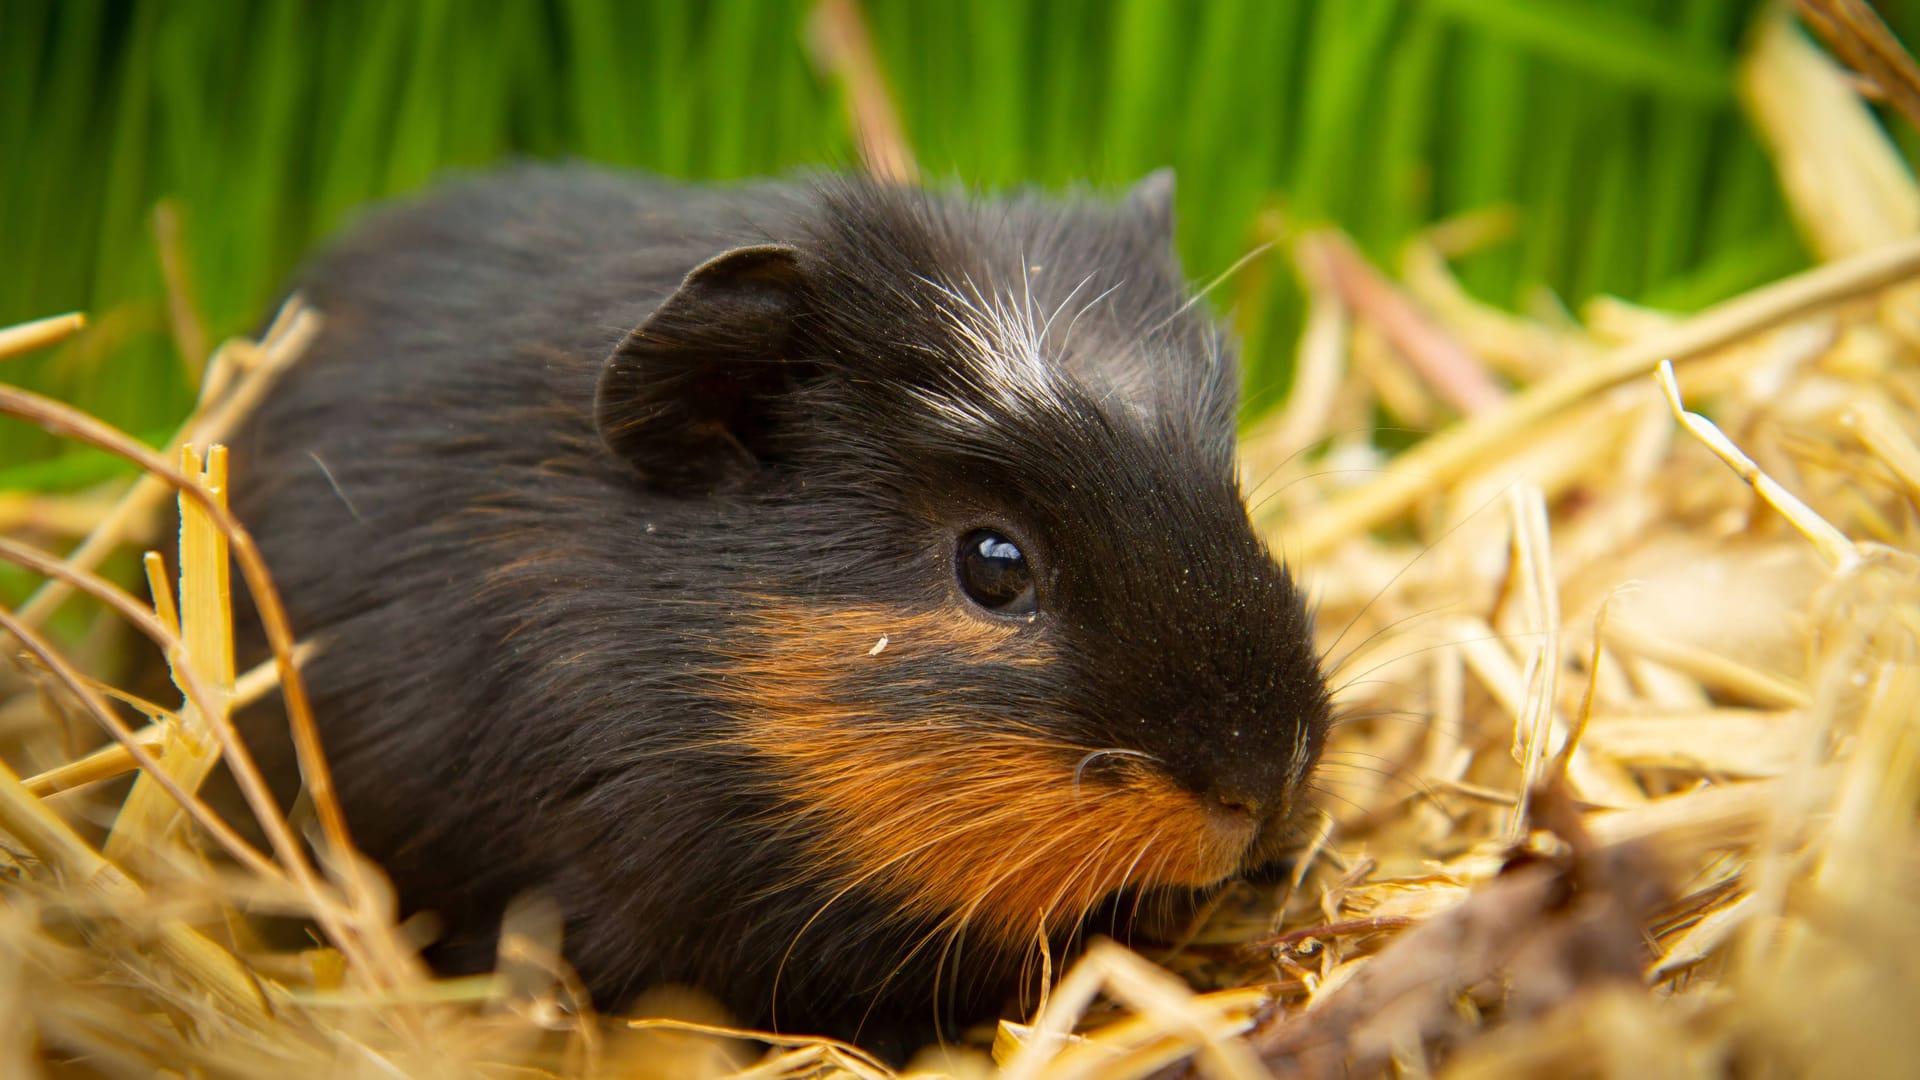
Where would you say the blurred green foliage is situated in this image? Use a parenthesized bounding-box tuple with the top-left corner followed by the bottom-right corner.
(5, 0, 1915, 482)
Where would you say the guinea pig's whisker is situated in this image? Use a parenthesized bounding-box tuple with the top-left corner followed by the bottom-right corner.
(1238, 427, 1429, 502)
(926, 847, 1058, 1024)
(1236, 424, 1436, 502)
(953, 818, 1106, 945)
(1326, 705, 1442, 733)
(1315, 483, 1520, 670)
(1114, 832, 1159, 905)
(853, 918, 968, 1049)
(1297, 776, 1436, 818)
(1311, 775, 1448, 823)
(1315, 751, 1444, 800)
(1015, 829, 1127, 997)
(1323, 618, 1597, 735)
(1304, 782, 1400, 822)
(1133, 852, 1181, 942)
(1105, 832, 1165, 940)
(1150, 240, 1276, 337)
(1321, 599, 1464, 685)
(1072, 747, 1160, 796)
(1320, 749, 1428, 764)
(1045, 832, 1122, 920)
(1323, 706, 1470, 745)
(768, 804, 1046, 997)
(1105, 848, 1148, 940)
(773, 837, 1015, 1033)
(1246, 467, 1407, 520)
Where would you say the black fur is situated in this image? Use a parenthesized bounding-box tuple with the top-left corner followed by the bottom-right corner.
(227, 164, 1329, 1051)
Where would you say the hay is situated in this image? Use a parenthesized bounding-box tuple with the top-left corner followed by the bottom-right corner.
(4, 11, 1919, 1079)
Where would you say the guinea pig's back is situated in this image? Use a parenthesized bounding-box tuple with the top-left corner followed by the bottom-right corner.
(224, 166, 785, 928)
(233, 166, 780, 618)
(240, 167, 770, 485)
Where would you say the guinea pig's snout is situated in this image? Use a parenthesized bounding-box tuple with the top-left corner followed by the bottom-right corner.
(1203, 782, 1263, 824)
(1174, 741, 1312, 870)
(1178, 740, 1299, 827)
(1199, 785, 1263, 854)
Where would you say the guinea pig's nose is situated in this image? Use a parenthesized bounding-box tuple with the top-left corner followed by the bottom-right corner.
(1206, 784, 1262, 820)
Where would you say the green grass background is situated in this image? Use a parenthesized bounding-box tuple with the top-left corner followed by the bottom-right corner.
(4, 0, 1918, 487)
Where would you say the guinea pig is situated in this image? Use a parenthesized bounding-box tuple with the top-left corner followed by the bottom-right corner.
(226, 163, 1330, 1050)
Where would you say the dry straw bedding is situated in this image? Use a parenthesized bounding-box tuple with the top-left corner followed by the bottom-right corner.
(4, 12, 1920, 1080)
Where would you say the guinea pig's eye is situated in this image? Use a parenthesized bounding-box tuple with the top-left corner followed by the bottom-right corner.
(957, 529, 1038, 616)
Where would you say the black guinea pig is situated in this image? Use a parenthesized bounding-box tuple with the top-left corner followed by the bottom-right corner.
(227, 163, 1330, 1049)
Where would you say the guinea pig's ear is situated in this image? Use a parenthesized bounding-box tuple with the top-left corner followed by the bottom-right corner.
(1127, 168, 1177, 244)
(595, 243, 805, 491)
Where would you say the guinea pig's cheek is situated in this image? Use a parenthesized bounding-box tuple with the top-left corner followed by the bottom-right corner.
(713, 601, 1246, 943)
(764, 746, 1247, 944)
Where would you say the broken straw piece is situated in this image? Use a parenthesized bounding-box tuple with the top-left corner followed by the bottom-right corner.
(1654, 359, 1861, 572)
(0, 312, 85, 362)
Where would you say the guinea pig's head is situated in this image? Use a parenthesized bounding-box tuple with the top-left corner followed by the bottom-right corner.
(595, 174, 1329, 954)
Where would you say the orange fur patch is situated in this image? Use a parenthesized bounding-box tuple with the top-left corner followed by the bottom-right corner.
(717, 602, 1251, 950)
